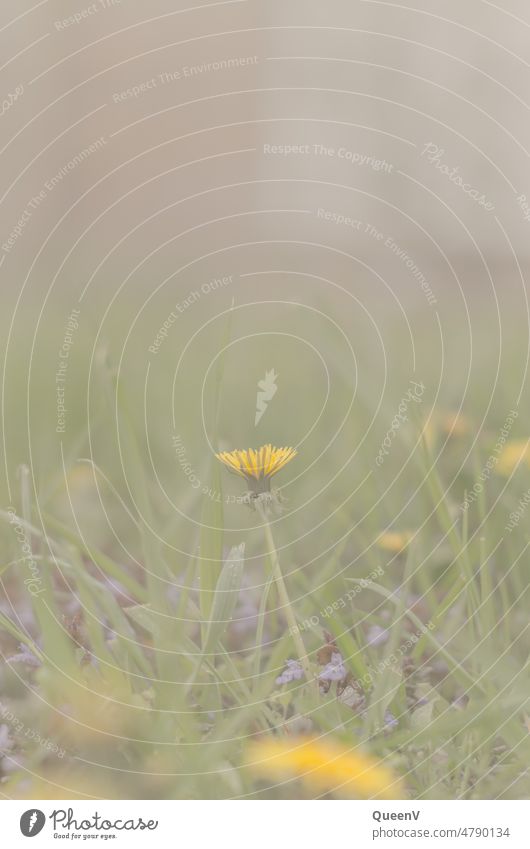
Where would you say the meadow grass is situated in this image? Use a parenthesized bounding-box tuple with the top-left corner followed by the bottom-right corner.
(0, 290, 529, 800)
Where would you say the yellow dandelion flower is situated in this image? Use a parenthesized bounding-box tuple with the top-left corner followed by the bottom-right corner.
(377, 531, 413, 553)
(246, 737, 404, 799)
(216, 444, 297, 493)
(496, 439, 530, 476)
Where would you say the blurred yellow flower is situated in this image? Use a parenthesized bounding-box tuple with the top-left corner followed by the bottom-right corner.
(216, 444, 297, 492)
(438, 411, 472, 437)
(377, 531, 413, 553)
(423, 410, 472, 449)
(246, 737, 404, 799)
(496, 440, 530, 476)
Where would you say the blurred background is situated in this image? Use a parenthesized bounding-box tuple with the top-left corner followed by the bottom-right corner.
(0, 0, 529, 801)
(1, 0, 529, 488)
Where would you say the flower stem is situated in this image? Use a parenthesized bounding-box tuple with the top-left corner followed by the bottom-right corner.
(256, 502, 312, 680)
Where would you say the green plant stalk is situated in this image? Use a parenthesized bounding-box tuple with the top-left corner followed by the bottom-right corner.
(366, 544, 416, 734)
(347, 577, 486, 697)
(111, 371, 185, 714)
(198, 461, 224, 629)
(198, 303, 233, 626)
(0, 609, 44, 660)
(41, 512, 146, 600)
(478, 535, 494, 642)
(412, 417, 472, 576)
(256, 502, 311, 680)
(414, 428, 487, 647)
(252, 569, 275, 687)
(461, 501, 481, 667)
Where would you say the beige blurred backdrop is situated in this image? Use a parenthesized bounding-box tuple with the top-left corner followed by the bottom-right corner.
(1, 1, 529, 284)
(1, 0, 529, 460)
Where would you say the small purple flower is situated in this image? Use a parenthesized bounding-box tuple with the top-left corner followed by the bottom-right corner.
(366, 625, 389, 647)
(0, 724, 14, 753)
(7, 643, 41, 668)
(318, 652, 346, 682)
(384, 710, 398, 730)
(276, 659, 304, 685)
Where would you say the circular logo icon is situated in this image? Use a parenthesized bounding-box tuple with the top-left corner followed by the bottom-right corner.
(20, 809, 46, 837)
